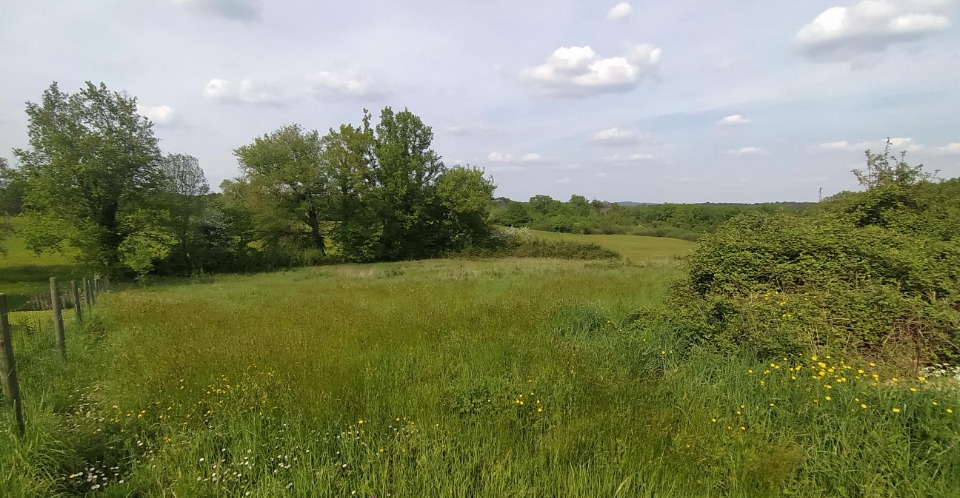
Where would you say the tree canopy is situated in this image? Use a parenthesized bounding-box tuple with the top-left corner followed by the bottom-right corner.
(14, 82, 165, 274)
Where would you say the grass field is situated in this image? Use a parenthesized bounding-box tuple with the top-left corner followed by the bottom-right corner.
(528, 230, 696, 261)
(0, 217, 82, 311)
(1, 233, 958, 496)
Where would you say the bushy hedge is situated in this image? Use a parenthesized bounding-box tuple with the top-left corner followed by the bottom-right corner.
(651, 150, 960, 365)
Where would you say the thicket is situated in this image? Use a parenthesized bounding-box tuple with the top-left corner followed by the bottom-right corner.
(3, 82, 498, 278)
(654, 144, 960, 365)
(490, 194, 811, 241)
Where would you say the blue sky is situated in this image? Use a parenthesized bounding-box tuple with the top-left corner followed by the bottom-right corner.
(1, 0, 957, 202)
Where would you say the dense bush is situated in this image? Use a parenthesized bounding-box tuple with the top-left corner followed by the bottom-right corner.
(654, 147, 960, 365)
(465, 226, 620, 260)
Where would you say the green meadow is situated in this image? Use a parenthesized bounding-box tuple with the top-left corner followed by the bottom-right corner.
(1, 233, 958, 496)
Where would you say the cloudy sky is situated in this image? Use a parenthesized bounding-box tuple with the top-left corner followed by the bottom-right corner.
(1, 0, 958, 203)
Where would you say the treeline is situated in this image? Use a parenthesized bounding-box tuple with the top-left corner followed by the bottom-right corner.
(490, 195, 814, 240)
(652, 144, 960, 363)
(1, 82, 495, 278)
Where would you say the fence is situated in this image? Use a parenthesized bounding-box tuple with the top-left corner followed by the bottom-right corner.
(0, 274, 108, 438)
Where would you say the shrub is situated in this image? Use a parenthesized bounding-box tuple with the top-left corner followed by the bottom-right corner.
(657, 148, 960, 364)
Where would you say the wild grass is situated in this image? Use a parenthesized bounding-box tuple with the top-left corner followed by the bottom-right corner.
(0, 245, 957, 495)
(0, 217, 82, 311)
(528, 230, 696, 262)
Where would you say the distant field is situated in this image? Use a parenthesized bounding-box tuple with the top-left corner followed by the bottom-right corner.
(528, 229, 697, 261)
(0, 217, 82, 310)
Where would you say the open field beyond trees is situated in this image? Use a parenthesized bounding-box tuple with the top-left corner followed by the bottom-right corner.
(1, 233, 957, 497)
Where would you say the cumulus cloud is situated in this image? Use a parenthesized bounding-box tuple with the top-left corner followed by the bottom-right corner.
(521, 43, 661, 98)
(174, 0, 262, 21)
(795, 0, 952, 60)
(138, 104, 178, 126)
(816, 137, 924, 152)
(607, 2, 632, 20)
(307, 67, 387, 100)
(718, 114, 751, 126)
(727, 147, 769, 155)
(589, 127, 654, 145)
(203, 78, 285, 105)
(488, 152, 544, 163)
(487, 152, 515, 163)
(940, 142, 960, 154)
(604, 153, 656, 162)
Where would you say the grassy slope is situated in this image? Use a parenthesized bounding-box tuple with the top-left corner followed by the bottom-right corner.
(2, 237, 958, 496)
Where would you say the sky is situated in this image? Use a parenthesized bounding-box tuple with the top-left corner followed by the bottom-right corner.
(0, 0, 958, 203)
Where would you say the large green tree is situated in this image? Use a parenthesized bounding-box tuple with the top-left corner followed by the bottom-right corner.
(13, 82, 165, 274)
(233, 124, 330, 254)
(320, 115, 380, 262)
(370, 107, 445, 260)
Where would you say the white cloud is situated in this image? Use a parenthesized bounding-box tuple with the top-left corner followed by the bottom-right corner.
(521, 43, 661, 98)
(604, 153, 656, 162)
(607, 2, 632, 21)
(939, 142, 960, 154)
(556, 177, 572, 184)
(718, 114, 751, 126)
(589, 126, 653, 145)
(816, 137, 924, 152)
(203, 78, 285, 105)
(488, 152, 544, 163)
(138, 104, 178, 125)
(727, 147, 769, 155)
(174, 0, 262, 21)
(307, 68, 387, 100)
(795, 1, 952, 60)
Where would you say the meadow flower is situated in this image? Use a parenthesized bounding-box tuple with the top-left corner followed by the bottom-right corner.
(892, 408, 901, 413)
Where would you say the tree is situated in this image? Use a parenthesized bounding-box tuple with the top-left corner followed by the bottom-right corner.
(0, 158, 24, 216)
(321, 116, 380, 262)
(13, 82, 165, 274)
(371, 107, 445, 260)
(432, 166, 496, 251)
(233, 124, 330, 254)
(156, 153, 213, 274)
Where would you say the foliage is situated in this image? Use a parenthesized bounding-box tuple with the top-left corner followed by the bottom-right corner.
(230, 108, 497, 263)
(13, 82, 166, 276)
(2, 257, 956, 496)
(0, 157, 24, 216)
(664, 148, 960, 363)
(233, 124, 330, 255)
(490, 195, 809, 241)
(477, 226, 621, 260)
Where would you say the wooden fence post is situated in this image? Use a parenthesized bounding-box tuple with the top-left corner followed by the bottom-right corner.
(71, 280, 83, 323)
(83, 278, 92, 306)
(89, 276, 97, 306)
(0, 294, 25, 437)
(49, 277, 65, 359)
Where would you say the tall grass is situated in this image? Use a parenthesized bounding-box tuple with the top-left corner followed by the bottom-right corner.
(1, 255, 957, 496)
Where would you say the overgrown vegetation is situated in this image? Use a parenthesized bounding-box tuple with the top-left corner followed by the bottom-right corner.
(4, 82, 498, 278)
(657, 144, 960, 365)
(490, 193, 812, 241)
(2, 255, 956, 496)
